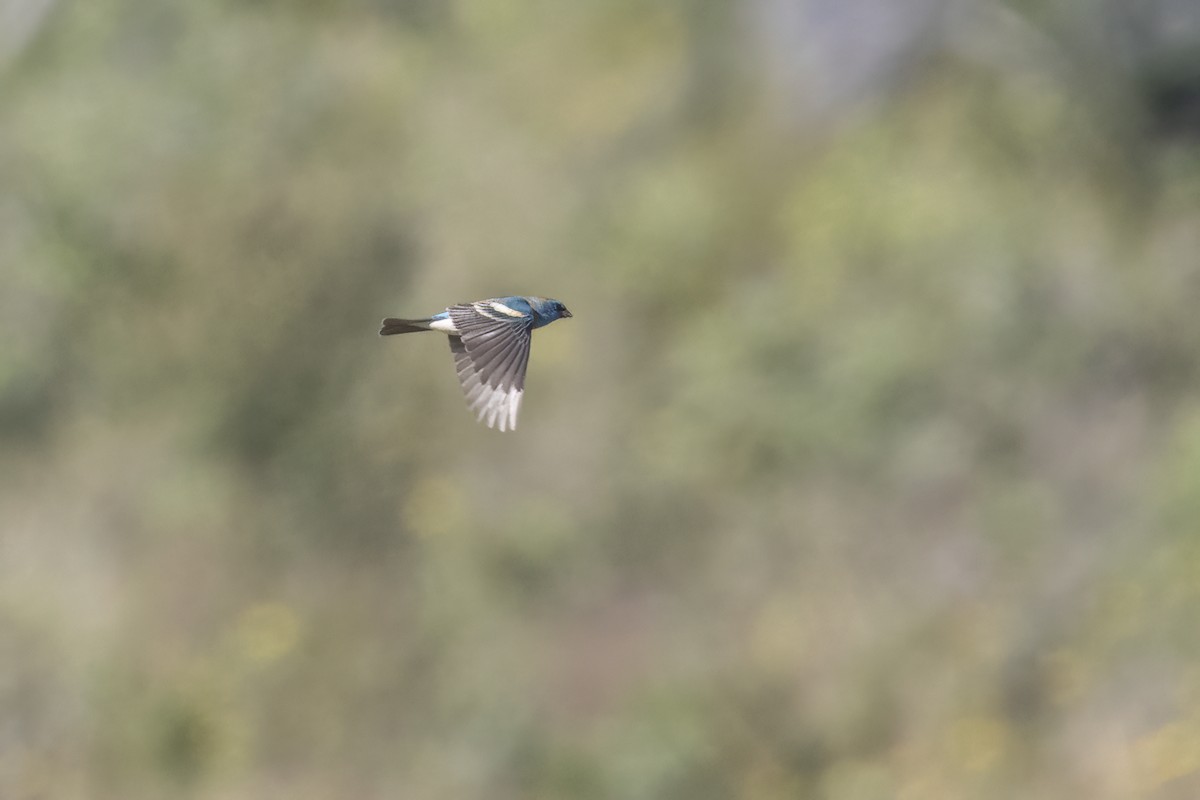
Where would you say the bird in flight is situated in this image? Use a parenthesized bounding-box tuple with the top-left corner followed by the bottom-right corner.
(380, 296, 572, 431)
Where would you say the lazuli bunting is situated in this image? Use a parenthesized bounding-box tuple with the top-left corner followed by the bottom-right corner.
(380, 296, 572, 431)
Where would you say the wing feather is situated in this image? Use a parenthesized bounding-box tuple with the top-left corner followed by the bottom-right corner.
(445, 305, 533, 431)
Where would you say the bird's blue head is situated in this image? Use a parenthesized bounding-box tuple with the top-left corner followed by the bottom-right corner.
(527, 296, 572, 328)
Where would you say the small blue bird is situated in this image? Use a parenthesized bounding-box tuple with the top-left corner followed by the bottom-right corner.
(380, 296, 572, 431)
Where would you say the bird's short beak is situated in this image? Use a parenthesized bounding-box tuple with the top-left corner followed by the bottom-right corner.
(562, 308, 573, 318)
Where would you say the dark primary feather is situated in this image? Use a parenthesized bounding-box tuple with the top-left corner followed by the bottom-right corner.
(447, 304, 533, 393)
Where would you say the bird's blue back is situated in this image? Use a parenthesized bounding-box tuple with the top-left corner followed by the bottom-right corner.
(499, 296, 567, 328)
(493, 296, 534, 316)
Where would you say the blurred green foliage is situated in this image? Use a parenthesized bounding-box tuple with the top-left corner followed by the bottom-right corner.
(3, 1, 1200, 797)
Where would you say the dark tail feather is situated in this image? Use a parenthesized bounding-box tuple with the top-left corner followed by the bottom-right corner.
(379, 317, 430, 335)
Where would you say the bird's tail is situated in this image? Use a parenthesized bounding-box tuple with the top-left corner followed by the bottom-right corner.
(380, 317, 433, 335)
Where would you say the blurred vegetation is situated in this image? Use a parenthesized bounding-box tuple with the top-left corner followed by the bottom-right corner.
(3, 0, 1200, 797)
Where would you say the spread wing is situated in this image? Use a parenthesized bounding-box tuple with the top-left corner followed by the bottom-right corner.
(446, 302, 533, 431)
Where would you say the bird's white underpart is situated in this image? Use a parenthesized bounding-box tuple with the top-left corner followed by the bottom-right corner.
(429, 317, 459, 333)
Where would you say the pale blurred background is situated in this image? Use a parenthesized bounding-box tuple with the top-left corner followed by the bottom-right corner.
(3, 1, 1200, 797)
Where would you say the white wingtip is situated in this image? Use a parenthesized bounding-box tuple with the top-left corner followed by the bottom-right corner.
(469, 384, 523, 431)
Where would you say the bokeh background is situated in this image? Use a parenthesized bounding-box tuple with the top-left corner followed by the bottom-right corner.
(4, 1, 1200, 797)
